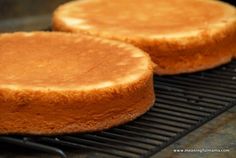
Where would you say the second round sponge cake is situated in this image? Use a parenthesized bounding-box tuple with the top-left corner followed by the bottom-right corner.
(53, 0, 236, 75)
(0, 32, 154, 135)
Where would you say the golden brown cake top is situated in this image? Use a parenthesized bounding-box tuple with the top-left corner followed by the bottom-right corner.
(53, 0, 236, 39)
(0, 32, 152, 91)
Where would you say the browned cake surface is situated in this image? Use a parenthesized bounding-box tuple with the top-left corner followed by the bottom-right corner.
(53, 0, 236, 75)
(0, 32, 154, 135)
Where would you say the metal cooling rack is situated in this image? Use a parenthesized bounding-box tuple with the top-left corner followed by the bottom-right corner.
(0, 60, 236, 158)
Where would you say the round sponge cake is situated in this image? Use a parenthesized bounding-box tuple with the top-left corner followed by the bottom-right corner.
(53, 0, 236, 75)
(0, 32, 154, 135)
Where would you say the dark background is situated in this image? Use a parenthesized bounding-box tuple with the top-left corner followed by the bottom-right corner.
(224, 0, 236, 5)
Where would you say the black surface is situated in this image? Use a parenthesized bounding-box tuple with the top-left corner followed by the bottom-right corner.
(0, 61, 236, 158)
(223, 0, 236, 6)
(0, 0, 69, 32)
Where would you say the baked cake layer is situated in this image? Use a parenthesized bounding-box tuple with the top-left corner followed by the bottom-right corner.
(53, 0, 236, 75)
(0, 32, 154, 135)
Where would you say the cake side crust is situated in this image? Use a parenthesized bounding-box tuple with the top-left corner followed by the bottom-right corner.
(0, 72, 154, 135)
